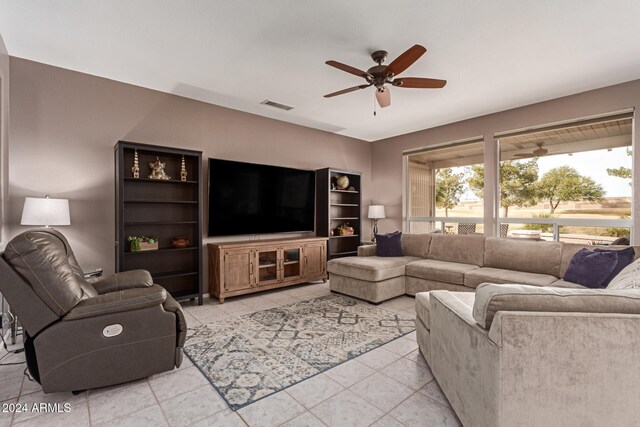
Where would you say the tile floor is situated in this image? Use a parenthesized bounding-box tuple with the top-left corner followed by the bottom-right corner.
(0, 282, 461, 426)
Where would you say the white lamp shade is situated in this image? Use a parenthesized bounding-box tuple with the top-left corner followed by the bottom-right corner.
(21, 197, 70, 226)
(368, 205, 386, 220)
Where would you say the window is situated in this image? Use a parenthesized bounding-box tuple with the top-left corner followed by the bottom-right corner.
(497, 114, 633, 243)
(405, 139, 484, 234)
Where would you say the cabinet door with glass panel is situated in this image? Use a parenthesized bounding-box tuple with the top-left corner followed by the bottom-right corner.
(256, 247, 280, 286)
(280, 245, 303, 283)
(256, 245, 303, 286)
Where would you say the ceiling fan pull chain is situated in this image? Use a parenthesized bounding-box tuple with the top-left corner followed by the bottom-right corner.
(373, 91, 377, 116)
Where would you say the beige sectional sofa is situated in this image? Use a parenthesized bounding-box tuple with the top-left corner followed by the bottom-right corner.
(328, 233, 640, 426)
(327, 233, 633, 303)
(421, 263, 640, 427)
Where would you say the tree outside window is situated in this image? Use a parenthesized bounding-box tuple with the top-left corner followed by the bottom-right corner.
(537, 166, 605, 214)
(435, 168, 466, 217)
(468, 160, 539, 217)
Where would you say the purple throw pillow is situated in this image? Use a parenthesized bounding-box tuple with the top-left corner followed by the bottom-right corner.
(564, 248, 619, 288)
(376, 232, 403, 257)
(594, 247, 635, 286)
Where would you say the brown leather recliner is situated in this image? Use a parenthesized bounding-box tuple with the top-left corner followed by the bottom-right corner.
(0, 229, 186, 393)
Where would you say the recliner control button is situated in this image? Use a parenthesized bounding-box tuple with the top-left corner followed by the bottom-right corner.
(102, 324, 123, 337)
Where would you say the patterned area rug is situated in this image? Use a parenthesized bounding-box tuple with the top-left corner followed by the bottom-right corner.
(184, 294, 415, 410)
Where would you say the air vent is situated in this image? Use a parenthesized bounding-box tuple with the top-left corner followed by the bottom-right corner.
(260, 100, 294, 111)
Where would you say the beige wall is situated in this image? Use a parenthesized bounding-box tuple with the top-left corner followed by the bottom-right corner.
(7, 55, 640, 280)
(0, 35, 9, 250)
(8, 58, 372, 276)
(371, 80, 640, 243)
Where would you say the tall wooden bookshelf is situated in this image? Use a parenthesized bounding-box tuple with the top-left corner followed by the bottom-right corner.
(115, 141, 203, 304)
(316, 168, 362, 260)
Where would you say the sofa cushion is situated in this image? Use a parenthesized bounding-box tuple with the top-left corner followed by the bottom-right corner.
(484, 237, 562, 277)
(402, 233, 431, 258)
(427, 234, 485, 266)
(327, 256, 420, 282)
(415, 291, 475, 330)
(376, 232, 403, 257)
(406, 259, 479, 285)
(464, 267, 558, 289)
(473, 282, 640, 329)
(608, 258, 640, 290)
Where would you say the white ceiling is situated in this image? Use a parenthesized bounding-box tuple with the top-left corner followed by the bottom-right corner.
(2, 1, 640, 142)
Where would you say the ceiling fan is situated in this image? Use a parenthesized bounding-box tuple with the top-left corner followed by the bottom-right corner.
(324, 44, 446, 109)
(514, 142, 549, 158)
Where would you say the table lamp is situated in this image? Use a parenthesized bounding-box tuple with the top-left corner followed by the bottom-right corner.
(368, 205, 386, 242)
(21, 195, 71, 228)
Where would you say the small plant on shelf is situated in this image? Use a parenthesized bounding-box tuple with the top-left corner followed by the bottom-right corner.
(128, 235, 158, 252)
(336, 223, 355, 236)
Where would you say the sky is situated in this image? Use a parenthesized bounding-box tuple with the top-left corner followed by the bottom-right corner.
(459, 146, 632, 201)
(537, 147, 631, 197)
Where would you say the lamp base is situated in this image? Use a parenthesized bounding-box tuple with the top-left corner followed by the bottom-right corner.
(372, 220, 379, 243)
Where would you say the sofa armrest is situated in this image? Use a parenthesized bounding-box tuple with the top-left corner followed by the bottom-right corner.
(64, 284, 167, 320)
(428, 290, 501, 426)
(486, 310, 640, 426)
(473, 283, 640, 329)
(358, 245, 377, 257)
(91, 270, 153, 294)
(430, 291, 495, 342)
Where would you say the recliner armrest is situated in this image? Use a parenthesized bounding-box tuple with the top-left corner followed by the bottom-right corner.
(64, 284, 167, 320)
(91, 270, 153, 294)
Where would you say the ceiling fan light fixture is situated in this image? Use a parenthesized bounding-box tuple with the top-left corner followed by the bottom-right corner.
(375, 87, 391, 108)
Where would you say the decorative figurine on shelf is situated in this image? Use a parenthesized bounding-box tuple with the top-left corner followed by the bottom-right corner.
(180, 155, 188, 182)
(336, 223, 355, 236)
(131, 149, 140, 178)
(171, 236, 190, 248)
(336, 175, 349, 190)
(148, 157, 171, 180)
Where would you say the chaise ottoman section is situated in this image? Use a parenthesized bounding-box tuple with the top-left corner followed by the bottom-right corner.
(327, 255, 420, 303)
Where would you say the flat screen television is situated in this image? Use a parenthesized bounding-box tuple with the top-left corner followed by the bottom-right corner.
(208, 158, 315, 236)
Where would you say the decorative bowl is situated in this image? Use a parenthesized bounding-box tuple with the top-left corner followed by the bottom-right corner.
(171, 237, 190, 248)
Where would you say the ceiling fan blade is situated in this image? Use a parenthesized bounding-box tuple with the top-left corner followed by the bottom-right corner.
(325, 60, 372, 79)
(386, 44, 427, 76)
(324, 84, 371, 98)
(376, 88, 391, 108)
(392, 77, 447, 88)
